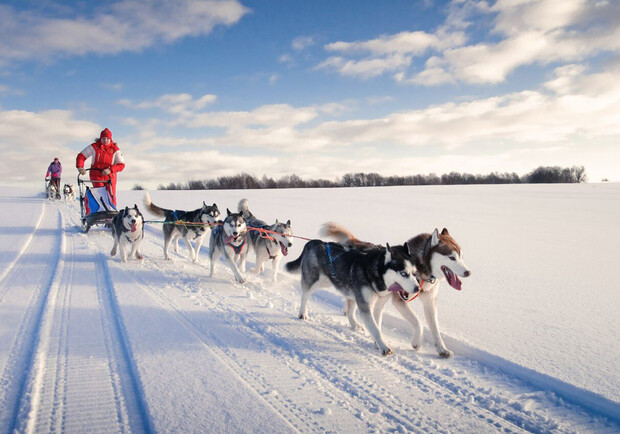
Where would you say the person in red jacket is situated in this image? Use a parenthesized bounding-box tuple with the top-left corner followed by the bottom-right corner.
(76, 128, 125, 206)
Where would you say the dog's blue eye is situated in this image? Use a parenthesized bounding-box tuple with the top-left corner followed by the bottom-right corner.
(449, 256, 456, 261)
(400, 271, 409, 277)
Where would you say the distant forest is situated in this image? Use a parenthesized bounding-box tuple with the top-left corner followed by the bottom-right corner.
(133, 165, 587, 191)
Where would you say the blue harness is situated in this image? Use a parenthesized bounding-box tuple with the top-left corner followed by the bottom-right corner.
(325, 243, 342, 283)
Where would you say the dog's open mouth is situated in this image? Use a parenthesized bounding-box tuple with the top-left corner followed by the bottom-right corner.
(279, 242, 289, 256)
(130, 223, 137, 233)
(442, 266, 462, 290)
(388, 282, 420, 301)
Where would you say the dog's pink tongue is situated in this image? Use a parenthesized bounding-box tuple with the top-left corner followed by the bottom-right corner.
(448, 274, 462, 290)
(280, 243, 289, 256)
(388, 283, 403, 292)
(130, 223, 137, 232)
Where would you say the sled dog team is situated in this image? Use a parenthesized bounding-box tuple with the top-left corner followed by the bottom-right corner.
(108, 194, 471, 358)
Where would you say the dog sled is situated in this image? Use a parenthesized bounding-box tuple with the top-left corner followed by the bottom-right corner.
(77, 169, 118, 233)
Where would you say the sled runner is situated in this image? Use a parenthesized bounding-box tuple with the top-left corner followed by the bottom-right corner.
(77, 170, 118, 233)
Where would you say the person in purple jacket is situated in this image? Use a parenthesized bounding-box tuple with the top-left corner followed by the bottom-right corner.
(46, 157, 62, 198)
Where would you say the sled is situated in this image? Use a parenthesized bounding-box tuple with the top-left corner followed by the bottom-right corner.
(77, 170, 118, 233)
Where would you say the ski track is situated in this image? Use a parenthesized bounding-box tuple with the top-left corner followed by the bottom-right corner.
(1, 198, 618, 432)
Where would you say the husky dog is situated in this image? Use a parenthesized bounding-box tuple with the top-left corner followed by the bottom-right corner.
(63, 184, 76, 204)
(286, 240, 420, 356)
(111, 205, 145, 262)
(144, 192, 220, 262)
(46, 182, 59, 201)
(238, 199, 293, 282)
(209, 209, 249, 283)
(322, 223, 471, 358)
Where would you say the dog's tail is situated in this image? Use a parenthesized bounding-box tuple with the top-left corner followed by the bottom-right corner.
(143, 192, 168, 217)
(320, 222, 376, 249)
(238, 198, 249, 213)
(285, 250, 305, 274)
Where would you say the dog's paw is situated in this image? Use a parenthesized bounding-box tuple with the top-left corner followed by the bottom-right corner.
(299, 313, 308, 320)
(236, 276, 246, 284)
(110, 248, 117, 256)
(381, 347, 394, 356)
(136, 254, 144, 260)
(438, 348, 453, 358)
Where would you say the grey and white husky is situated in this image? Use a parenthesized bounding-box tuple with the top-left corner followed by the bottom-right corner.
(144, 192, 220, 262)
(209, 209, 249, 283)
(111, 205, 144, 262)
(286, 239, 420, 356)
(63, 183, 76, 204)
(322, 223, 471, 358)
(238, 199, 293, 282)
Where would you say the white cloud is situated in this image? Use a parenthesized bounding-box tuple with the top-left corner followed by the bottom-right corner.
(292, 36, 315, 51)
(317, 53, 412, 79)
(0, 1, 250, 65)
(318, 0, 620, 85)
(118, 93, 217, 114)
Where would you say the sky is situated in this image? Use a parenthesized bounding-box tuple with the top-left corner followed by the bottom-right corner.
(1, 0, 619, 189)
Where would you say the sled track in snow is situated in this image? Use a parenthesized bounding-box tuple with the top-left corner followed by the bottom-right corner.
(0, 204, 153, 433)
(0, 206, 45, 299)
(121, 268, 308, 433)
(0, 207, 62, 432)
(92, 252, 155, 433)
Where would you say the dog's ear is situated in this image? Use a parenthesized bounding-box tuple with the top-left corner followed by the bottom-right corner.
(125, 206, 129, 212)
(275, 219, 279, 224)
(431, 228, 440, 248)
(384, 243, 392, 265)
(441, 228, 450, 236)
(286, 219, 291, 226)
(134, 204, 138, 209)
(213, 203, 218, 209)
(404, 242, 411, 256)
(227, 208, 232, 216)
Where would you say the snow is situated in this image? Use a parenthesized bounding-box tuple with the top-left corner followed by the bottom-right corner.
(0, 183, 618, 432)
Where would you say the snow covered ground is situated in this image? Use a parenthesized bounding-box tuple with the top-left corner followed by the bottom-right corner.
(0, 183, 618, 433)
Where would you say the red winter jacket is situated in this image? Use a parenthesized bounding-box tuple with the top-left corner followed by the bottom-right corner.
(76, 141, 125, 205)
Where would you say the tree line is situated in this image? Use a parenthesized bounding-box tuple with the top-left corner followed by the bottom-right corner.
(131, 165, 587, 191)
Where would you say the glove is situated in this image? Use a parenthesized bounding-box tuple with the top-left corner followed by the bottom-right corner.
(78, 168, 86, 175)
(102, 168, 111, 176)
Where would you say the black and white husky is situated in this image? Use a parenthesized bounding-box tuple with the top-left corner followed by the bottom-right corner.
(209, 209, 249, 283)
(322, 223, 471, 358)
(110, 205, 144, 262)
(63, 184, 76, 204)
(286, 239, 420, 356)
(238, 199, 293, 282)
(144, 192, 220, 262)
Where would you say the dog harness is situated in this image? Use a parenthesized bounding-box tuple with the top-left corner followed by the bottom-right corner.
(265, 241, 278, 259)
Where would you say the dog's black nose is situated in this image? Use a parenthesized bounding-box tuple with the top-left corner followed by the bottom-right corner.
(464, 270, 471, 277)
(131, 219, 136, 224)
(233, 232, 238, 236)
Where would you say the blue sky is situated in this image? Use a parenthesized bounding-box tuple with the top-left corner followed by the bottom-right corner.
(1, 0, 619, 189)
